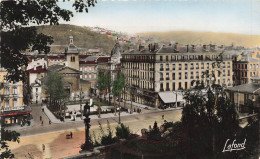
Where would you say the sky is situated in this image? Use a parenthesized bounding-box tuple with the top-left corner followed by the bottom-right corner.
(58, 0, 260, 35)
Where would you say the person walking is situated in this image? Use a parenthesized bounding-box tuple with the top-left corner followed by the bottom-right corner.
(42, 144, 45, 152)
(41, 121, 43, 126)
(49, 120, 51, 125)
(70, 132, 73, 138)
(162, 115, 164, 120)
(40, 116, 42, 121)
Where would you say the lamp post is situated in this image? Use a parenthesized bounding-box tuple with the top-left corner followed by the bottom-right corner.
(81, 101, 93, 151)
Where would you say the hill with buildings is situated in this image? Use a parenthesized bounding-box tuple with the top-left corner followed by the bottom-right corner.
(36, 24, 115, 53)
(138, 31, 260, 48)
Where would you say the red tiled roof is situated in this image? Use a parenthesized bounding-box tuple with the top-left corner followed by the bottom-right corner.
(79, 61, 97, 64)
(79, 55, 90, 58)
(97, 57, 109, 62)
(47, 55, 65, 59)
(28, 66, 47, 73)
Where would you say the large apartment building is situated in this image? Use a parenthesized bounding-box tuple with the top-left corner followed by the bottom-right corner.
(121, 43, 233, 107)
(0, 67, 31, 125)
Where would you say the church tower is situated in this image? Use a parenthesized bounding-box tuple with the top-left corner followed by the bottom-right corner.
(65, 36, 79, 70)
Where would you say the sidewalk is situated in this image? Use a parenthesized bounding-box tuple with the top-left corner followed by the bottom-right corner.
(5, 119, 35, 131)
(43, 105, 139, 124)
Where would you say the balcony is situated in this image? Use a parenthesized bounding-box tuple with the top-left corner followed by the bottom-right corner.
(166, 78, 170, 80)
(160, 68, 164, 71)
(166, 68, 169, 71)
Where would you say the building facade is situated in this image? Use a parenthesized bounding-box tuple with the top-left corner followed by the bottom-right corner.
(0, 67, 31, 125)
(121, 44, 233, 107)
(233, 53, 260, 85)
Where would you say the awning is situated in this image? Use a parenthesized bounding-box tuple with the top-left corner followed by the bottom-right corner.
(0, 106, 32, 117)
(159, 91, 184, 104)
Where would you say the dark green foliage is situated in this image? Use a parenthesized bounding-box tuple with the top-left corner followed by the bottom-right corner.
(147, 121, 162, 141)
(99, 121, 118, 146)
(115, 123, 130, 139)
(1, 128, 20, 159)
(1, 0, 96, 82)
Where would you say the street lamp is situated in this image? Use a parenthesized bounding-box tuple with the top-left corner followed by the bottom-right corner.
(81, 101, 93, 151)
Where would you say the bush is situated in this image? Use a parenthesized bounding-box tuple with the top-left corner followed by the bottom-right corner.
(147, 121, 162, 141)
(116, 123, 130, 139)
(99, 121, 118, 146)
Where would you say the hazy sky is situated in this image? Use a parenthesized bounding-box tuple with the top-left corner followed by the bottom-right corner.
(58, 0, 260, 35)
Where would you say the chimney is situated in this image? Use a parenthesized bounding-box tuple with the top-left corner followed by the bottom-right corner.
(186, 44, 189, 52)
(192, 44, 196, 51)
(203, 44, 208, 51)
(174, 43, 180, 52)
(33, 65, 36, 70)
(69, 36, 73, 44)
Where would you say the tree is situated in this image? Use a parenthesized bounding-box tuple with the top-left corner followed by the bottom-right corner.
(1, 0, 96, 82)
(1, 128, 20, 159)
(97, 71, 107, 118)
(45, 71, 68, 115)
(181, 62, 239, 158)
(112, 72, 125, 123)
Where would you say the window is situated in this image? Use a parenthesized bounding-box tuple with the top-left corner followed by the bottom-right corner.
(185, 82, 187, 89)
(179, 82, 182, 89)
(166, 83, 169, 91)
(171, 56, 176, 61)
(5, 100, 9, 107)
(172, 73, 175, 80)
(172, 82, 175, 90)
(13, 99, 17, 107)
(71, 56, 75, 62)
(166, 73, 169, 80)
(196, 63, 199, 69)
(160, 56, 163, 61)
(172, 64, 175, 70)
(4, 87, 9, 95)
(80, 67, 83, 71)
(160, 83, 164, 91)
(166, 56, 168, 61)
(179, 73, 181, 80)
(159, 73, 164, 80)
(166, 64, 169, 70)
(160, 64, 164, 71)
(190, 72, 194, 79)
(201, 63, 204, 69)
(207, 63, 209, 69)
(185, 72, 188, 79)
(179, 64, 182, 70)
(13, 87, 17, 95)
(36, 88, 38, 92)
(185, 64, 188, 70)
(191, 63, 194, 69)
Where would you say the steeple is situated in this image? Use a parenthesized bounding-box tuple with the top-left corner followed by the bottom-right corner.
(69, 36, 73, 44)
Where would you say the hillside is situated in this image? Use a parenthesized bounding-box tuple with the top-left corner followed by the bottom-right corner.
(138, 31, 260, 48)
(36, 24, 115, 53)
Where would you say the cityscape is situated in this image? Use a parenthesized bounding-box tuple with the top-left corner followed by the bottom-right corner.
(0, 0, 259, 159)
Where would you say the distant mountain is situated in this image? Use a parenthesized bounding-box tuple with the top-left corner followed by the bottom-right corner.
(36, 24, 115, 53)
(138, 31, 260, 48)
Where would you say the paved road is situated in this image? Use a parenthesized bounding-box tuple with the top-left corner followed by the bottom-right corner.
(17, 103, 182, 137)
(9, 107, 182, 159)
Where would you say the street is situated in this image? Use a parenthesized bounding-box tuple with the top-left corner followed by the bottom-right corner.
(8, 104, 182, 159)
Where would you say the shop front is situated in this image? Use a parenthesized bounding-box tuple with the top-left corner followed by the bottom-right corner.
(0, 106, 32, 126)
